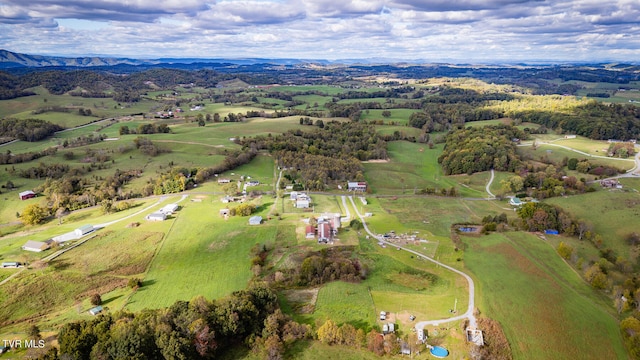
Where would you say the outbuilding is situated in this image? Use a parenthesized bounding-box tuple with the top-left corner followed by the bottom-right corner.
(22, 240, 50, 252)
(305, 225, 315, 239)
(161, 204, 179, 214)
(19, 190, 36, 200)
(74, 225, 94, 238)
(249, 216, 262, 225)
(509, 197, 522, 206)
(147, 212, 167, 221)
(1, 262, 21, 268)
(89, 306, 103, 316)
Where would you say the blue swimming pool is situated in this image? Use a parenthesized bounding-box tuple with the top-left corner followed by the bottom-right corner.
(430, 346, 449, 358)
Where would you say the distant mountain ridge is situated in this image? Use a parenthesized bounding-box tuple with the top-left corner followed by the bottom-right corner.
(0, 49, 333, 68)
(0, 49, 156, 68)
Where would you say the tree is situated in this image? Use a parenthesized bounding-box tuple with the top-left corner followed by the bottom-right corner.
(556, 242, 573, 260)
(27, 324, 41, 339)
(213, 113, 221, 122)
(317, 319, 339, 345)
(90, 293, 102, 306)
(20, 203, 49, 225)
(382, 110, 391, 118)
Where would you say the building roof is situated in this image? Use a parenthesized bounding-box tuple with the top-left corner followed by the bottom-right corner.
(89, 305, 103, 315)
(22, 240, 48, 251)
(19, 190, 36, 197)
(76, 224, 94, 232)
(249, 216, 262, 225)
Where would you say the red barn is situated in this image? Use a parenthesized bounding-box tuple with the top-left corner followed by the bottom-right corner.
(19, 190, 36, 200)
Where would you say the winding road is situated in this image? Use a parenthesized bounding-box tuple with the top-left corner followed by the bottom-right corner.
(347, 196, 477, 330)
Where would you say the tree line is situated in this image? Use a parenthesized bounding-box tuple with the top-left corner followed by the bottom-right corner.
(0, 118, 63, 142)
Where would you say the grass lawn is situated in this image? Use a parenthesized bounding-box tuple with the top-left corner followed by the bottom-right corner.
(464, 231, 626, 360)
(126, 198, 278, 311)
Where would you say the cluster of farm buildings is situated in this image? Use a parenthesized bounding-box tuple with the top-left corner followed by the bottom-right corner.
(21, 224, 95, 253)
(145, 203, 180, 221)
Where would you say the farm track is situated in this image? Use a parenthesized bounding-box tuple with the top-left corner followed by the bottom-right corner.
(347, 196, 477, 331)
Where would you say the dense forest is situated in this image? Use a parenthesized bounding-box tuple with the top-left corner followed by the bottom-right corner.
(238, 121, 385, 190)
(438, 125, 525, 175)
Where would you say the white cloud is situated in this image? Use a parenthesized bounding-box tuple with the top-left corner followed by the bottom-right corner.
(0, 0, 639, 62)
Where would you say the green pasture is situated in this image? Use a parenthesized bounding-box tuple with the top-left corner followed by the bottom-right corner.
(126, 198, 277, 311)
(464, 231, 626, 360)
(360, 109, 421, 125)
(0, 227, 164, 328)
(546, 190, 640, 259)
(363, 141, 486, 197)
(517, 143, 635, 171)
(374, 125, 422, 138)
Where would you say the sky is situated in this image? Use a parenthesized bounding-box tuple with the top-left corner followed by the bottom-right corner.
(0, 0, 639, 63)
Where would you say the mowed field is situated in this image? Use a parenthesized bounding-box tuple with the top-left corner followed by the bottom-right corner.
(363, 141, 487, 197)
(464, 231, 626, 360)
(126, 197, 277, 311)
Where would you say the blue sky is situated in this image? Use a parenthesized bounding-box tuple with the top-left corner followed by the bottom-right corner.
(1, 0, 639, 62)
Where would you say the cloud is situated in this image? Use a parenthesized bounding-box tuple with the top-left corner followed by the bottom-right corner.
(0, 0, 639, 62)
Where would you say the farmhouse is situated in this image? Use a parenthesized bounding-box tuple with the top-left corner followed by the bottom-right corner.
(290, 191, 299, 200)
(509, 197, 522, 206)
(89, 306, 103, 316)
(296, 196, 310, 208)
(74, 225, 95, 238)
(348, 181, 367, 192)
(161, 203, 179, 214)
(147, 212, 167, 221)
(22, 240, 50, 252)
(600, 179, 622, 189)
(19, 190, 36, 200)
(249, 216, 262, 225)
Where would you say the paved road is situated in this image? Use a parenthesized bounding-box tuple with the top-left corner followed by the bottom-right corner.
(347, 196, 477, 330)
(485, 169, 496, 199)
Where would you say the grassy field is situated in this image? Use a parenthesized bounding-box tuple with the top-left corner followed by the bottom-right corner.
(363, 141, 487, 197)
(360, 109, 421, 125)
(464, 231, 626, 360)
(126, 197, 277, 311)
(546, 190, 640, 259)
(0, 227, 164, 331)
(517, 143, 635, 171)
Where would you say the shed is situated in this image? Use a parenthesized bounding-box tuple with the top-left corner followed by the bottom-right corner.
(249, 216, 262, 225)
(220, 208, 230, 216)
(19, 190, 36, 200)
(22, 240, 49, 252)
(147, 212, 167, 221)
(1, 262, 20, 268)
(509, 197, 522, 206)
(74, 225, 94, 238)
(89, 305, 103, 316)
(161, 204, 179, 214)
(544, 229, 559, 235)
